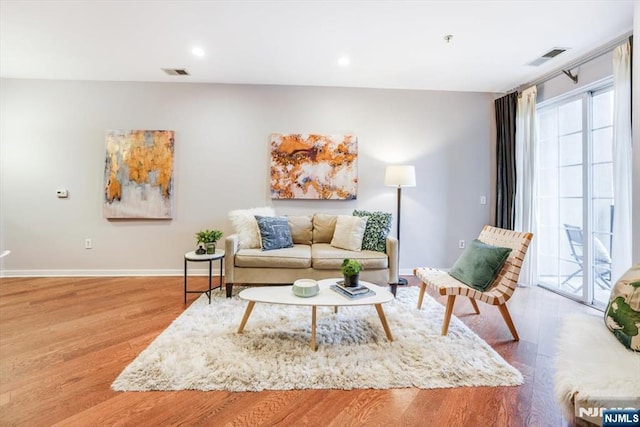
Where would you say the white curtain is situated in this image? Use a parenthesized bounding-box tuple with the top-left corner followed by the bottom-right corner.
(514, 86, 537, 285)
(611, 41, 633, 283)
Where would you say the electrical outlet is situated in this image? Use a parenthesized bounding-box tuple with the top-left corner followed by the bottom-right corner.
(458, 240, 466, 249)
(480, 196, 487, 205)
(85, 238, 92, 249)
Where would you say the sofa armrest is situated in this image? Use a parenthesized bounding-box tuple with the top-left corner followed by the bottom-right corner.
(224, 234, 239, 284)
(386, 236, 399, 284)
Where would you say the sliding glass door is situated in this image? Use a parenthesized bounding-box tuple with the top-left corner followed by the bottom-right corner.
(536, 84, 613, 308)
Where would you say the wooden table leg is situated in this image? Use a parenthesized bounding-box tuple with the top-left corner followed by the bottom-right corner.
(311, 306, 317, 351)
(237, 301, 256, 333)
(374, 304, 394, 342)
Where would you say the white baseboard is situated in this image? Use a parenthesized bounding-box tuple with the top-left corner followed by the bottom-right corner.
(0, 269, 223, 278)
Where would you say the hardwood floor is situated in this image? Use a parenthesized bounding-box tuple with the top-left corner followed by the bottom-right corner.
(0, 275, 599, 426)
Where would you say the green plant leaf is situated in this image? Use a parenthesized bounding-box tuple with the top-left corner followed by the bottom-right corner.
(340, 258, 362, 276)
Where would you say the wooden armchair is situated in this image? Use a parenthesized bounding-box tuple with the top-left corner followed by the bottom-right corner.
(414, 225, 533, 340)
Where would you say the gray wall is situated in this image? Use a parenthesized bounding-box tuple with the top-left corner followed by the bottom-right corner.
(0, 79, 494, 276)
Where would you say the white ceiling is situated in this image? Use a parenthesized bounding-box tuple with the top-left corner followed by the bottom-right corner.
(0, 1, 634, 93)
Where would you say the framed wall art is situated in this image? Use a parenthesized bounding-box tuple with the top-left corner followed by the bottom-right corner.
(270, 133, 357, 200)
(103, 129, 175, 219)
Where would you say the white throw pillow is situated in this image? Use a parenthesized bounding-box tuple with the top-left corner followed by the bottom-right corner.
(228, 207, 275, 249)
(594, 236, 612, 263)
(330, 215, 368, 251)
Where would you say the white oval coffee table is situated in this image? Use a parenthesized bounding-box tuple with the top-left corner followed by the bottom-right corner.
(237, 278, 394, 351)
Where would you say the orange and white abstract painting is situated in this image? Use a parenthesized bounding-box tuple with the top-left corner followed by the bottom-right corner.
(270, 133, 357, 200)
(103, 130, 175, 218)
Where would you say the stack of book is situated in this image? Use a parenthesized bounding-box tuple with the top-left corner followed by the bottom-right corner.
(329, 281, 375, 299)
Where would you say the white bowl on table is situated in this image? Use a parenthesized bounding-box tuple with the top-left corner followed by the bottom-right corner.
(292, 279, 319, 298)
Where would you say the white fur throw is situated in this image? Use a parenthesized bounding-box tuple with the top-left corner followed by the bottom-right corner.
(555, 313, 640, 422)
(228, 207, 275, 249)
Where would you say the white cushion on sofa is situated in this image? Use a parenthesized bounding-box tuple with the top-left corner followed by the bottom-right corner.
(330, 215, 368, 251)
(229, 207, 275, 249)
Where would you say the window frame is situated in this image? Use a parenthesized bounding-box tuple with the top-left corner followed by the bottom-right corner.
(535, 77, 614, 308)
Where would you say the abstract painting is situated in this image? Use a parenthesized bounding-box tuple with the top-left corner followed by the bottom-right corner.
(270, 134, 357, 200)
(103, 130, 175, 219)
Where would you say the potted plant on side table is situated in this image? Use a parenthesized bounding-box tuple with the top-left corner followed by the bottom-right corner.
(341, 258, 362, 287)
(195, 229, 223, 255)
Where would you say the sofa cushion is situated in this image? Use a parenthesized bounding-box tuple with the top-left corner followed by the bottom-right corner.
(287, 215, 313, 245)
(229, 207, 275, 249)
(255, 216, 294, 251)
(311, 243, 388, 270)
(353, 210, 392, 252)
(312, 214, 337, 243)
(235, 244, 311, 268)
(330, 215, 368, 251)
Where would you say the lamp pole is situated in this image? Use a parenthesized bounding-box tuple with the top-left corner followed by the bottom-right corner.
(385, 165, 415, 288)
(396, 186, 402, 253)
(396, 186, 408, 286)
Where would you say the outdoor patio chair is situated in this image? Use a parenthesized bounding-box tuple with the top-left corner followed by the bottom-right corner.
(562, 224, 612, 291)
(414, 225, 533, 341)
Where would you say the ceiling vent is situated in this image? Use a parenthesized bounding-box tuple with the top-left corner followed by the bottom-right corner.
(527, 47, 568, 66)
(162, 68, 190, 76)
(542, 48, 566, 58)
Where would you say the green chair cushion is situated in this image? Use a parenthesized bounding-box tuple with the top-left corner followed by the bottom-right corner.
(448, 239, 512, 291)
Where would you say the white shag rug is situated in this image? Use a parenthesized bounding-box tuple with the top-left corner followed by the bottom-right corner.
(555, 314, 640, 420)
(112, 286, 523, 391)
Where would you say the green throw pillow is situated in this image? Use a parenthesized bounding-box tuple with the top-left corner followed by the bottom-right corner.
(353, 210, 392, 253)
(604, 264, 640, 352)
(448, 239, 512, 291)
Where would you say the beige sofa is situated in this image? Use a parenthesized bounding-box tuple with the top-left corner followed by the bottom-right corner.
(224, 214, 398, 297)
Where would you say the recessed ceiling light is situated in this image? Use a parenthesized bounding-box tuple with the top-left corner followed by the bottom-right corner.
(192, 47, 205, 57)
(338, 56, 350, 67)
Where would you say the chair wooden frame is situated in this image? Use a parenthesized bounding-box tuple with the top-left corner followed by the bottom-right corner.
(414, 226, 533, 341)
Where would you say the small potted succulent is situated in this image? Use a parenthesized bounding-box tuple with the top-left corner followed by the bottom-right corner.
(341, 258, 362, 287)
(195, 229, 223, 254)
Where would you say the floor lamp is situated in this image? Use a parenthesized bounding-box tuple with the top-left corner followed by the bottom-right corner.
(385, 165, 416, 286)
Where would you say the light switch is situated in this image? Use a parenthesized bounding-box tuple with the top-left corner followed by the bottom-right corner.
(56, 189, 69, 198)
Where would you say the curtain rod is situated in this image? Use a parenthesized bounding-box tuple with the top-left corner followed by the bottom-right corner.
(510, 31, 632, 94)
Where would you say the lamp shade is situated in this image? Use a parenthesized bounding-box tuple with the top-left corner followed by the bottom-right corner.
(384, 165, 416, 187)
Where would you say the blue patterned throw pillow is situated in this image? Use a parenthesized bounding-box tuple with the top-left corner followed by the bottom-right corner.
(255, 216, 294, 251)
(353, 210, 392, 253)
